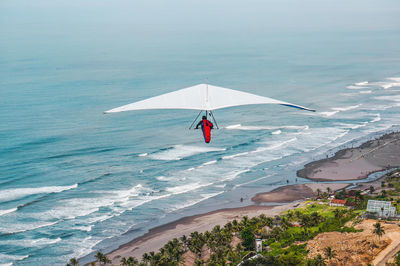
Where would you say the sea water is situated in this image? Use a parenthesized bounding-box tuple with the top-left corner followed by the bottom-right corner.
(1, 0, 400, 264)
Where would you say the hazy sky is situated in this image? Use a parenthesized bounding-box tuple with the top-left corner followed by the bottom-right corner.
(1, 0, 400, 37)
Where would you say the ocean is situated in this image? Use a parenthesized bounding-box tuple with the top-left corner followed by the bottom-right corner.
(1, 0, 400, 265)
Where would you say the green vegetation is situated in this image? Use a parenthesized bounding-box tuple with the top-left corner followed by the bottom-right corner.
(94, 251, 111, 265)
(67, 169, 400, 265)
(372, 222, 385, 239)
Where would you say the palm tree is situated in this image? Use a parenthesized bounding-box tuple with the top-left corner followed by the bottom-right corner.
(265, 217, 274, 228)
(127, 256, 138, 265)
(242, 216, 249, 225)
(279, 216, 291, 230)
(369, 185, 375, 194)
(313, 254, 326, 266)
(95, 251, 104, 265)
(327, 187, 332, 194)
(333, 208, 344, 219)
(120, 257, 129, 266)
(316, 188, 321, 196)
(324, 246, 336, 261)
(68, 258, 79, 266)
(373, 222, 385, 240)
(142, 252, 150, 265)
(286, 210, 294, 221)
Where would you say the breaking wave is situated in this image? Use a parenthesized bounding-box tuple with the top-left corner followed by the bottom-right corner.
(0, 184, 78, 202)
(0, 208, 17, 216)
(148, 145, 225, 161)
(320, 104, 362, 117)
(225, 124, 308, 131)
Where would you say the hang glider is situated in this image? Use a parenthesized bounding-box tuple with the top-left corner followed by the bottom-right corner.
(104, 84, 315, 113)
(104, 83, 315, 143)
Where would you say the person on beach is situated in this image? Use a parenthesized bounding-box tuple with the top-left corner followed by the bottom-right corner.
(195, 115, 214, 143)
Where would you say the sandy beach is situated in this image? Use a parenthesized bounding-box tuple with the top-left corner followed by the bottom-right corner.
(107, 182, 348, 264)
(104, 132, 400, 264)
(107, 203, 297, 264)
(251, 183, 349, 203)
(297, 132, 400, 181)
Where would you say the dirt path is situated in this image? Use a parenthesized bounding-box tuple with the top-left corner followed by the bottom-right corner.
(374, 227, 400, 266)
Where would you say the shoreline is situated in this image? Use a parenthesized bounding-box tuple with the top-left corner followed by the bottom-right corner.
(92, 131, 400, 264)
(105, 183, 349, 264)
(297, 132, 400, 181)
(106, 203, 299, 264)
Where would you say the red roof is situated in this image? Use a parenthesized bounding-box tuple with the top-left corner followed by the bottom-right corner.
(331, 199, 346, 204)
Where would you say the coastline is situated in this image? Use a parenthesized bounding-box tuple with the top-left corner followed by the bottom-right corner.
(105, 183, 348, 264)
(107, 203, 298, 264)
(98, 131, 400, 264)
(297, 132, 400, 181)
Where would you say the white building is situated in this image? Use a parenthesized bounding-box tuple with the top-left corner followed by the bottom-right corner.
(366, 200, 397, 218)
(255, 239, 262, 252)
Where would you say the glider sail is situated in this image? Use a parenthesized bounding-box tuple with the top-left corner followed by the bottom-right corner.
(104, 84, 315, 113)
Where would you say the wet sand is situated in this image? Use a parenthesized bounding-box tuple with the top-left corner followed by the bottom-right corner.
(297, 132, 400, 181)
(107, 203, 298, 264)
(104, 132, 400, 264)
(107, 183, 348, 264)
(251, 183, 349, 203)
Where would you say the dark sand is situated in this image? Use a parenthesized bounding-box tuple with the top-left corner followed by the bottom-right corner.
(252, 183, 349, 203)
(297, 132, 400, 181)
(103, 132, 400, 264)
(107, 203, 297, 264)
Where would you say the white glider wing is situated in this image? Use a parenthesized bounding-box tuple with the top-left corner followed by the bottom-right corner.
(104, 84, 315, 113)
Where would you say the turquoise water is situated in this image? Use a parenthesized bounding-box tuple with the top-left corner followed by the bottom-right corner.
(1, 0, 400, 265)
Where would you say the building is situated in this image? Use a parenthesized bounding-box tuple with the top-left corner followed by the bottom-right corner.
(255, 239, 262, 252)
(366, 200, 397, 218)
(330, 199, 346, 207)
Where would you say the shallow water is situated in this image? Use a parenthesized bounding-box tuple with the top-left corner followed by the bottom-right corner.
(1, 0, 400, 265)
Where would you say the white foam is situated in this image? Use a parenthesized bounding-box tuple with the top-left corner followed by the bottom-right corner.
(225, 124, 241, 129)
(375, 95, 400, 102)
(355, 81, 369, 86)
(0, 237, 62, 248)
(0, 220, 59, 235)
(201, 160, 217, 166)
(371, 113, 381, 123)
(0, 184, 78, 202)
(255, 137, 297, 152)
(381, 82, 400, 89)
(0, 254, 29, 264)
(336, 122, 368, 130)
(320, 110, 339, 117)
(272, 130, 281, 135)
(165, 182, 212, 195)
(138, 153, 148, 157)
(34, 184, 145, 223)
(332, 104, 362, 112)
(359, 90, 372, 94)
(221, 169, 251, 181)
(388, 77, 400, 82)
(347, 85, 368, 90)
(225, 124, 308, 131)
(149, 145, 225, 161)
(74, 225, 93, 232)
(0, 208, 17, 216)
(222, 152, 250, 160)
(320, 104, 361, 117)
